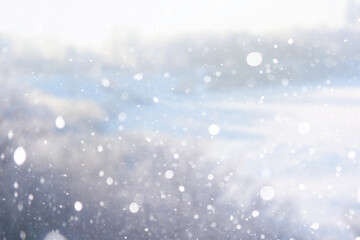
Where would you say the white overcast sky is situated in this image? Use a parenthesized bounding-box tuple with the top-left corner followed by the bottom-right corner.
(0, 0, 348, 47)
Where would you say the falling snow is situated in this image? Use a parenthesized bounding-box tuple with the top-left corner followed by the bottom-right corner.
(165, 170, 174, 179)
(133, 73, 143, 81)
(348, 150, 356, 159)
(44, 231, 67, 240)
(203, 75, 212, 83)
(311, 222, 319, 230)
(55, 116, 66, 129)
(251, 210, 260, 218)
(8, 130, 13, 139)
(297, 121, 311, 135)
(129, 202, 139, 213)
(2, 8, 360, 239)
(118, 112, 127, 122)
(20, 231, 26, 240)
(208, 124, 220, 136)
(13, 146, 26, 166)
(260, 185, 275, 201)
(106, 177, 114, 185)
(74, 201, 83, 212)
(101, 78, 110, 87)
(246, 52, 263, 67)
(97, 145, 104, 153)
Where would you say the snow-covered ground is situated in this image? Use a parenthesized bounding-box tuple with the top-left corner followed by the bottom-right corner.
(2, 73, 360, 239)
